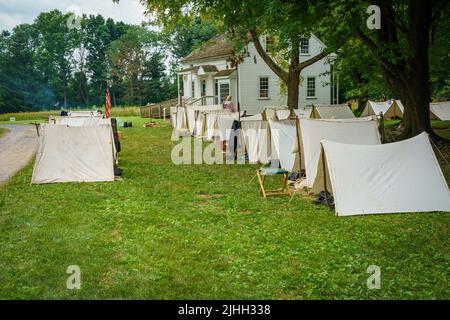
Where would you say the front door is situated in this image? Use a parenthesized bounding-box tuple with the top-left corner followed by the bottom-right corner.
(217, 79, 230, 105)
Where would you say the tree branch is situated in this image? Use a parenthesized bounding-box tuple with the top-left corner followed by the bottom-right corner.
(296, 49, 331, 72)
(249, 30, 288, 83)
(355, 27, 407, 85)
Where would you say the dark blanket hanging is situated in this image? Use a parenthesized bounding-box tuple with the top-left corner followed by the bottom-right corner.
(227, 120, 242, 161)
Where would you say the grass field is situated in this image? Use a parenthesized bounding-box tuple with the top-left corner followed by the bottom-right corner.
(0, 116, 449, 299)
(0, 127, 9, 139)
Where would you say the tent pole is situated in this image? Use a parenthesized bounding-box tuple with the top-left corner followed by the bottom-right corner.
(321, 145, 329, 205)
(294, 114, 302, 173)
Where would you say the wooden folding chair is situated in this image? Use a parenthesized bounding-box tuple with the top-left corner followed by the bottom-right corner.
(256, 167, 291, 198)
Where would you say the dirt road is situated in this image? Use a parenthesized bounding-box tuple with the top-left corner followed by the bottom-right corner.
(0, 125, 38, 186)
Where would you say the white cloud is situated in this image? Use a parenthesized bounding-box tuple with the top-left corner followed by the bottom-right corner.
(0, 0, 148, 31)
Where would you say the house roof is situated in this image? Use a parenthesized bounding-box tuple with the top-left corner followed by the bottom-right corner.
(214, 69, 236, 77)
(178, 65, 219, 74)
(200, 65, 219, 73)
(181, 34, 235, 63)
(178, 66, 199, 73)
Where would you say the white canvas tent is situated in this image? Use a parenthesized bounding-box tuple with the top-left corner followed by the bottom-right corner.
(395, 100, 404, 113)
(311, 104, 355, 119)
(294, 108, 313, 119)
(241, 113, 263, 121)
(50, 116, 109, 126)
(185, 105, 223, 135)
(68, 110, 98, 117)
(362, 100, 403, 119)
(430, 102, 450, 120)
(32, 124, 116, 184)
(264, 106, 288, 120)
(275, 108, 313, 120)
(216, 113, 239, 141)
(241, 120, 270, 164)
(312, 132, 450, 216)
(300, 117, 381, 189)
(268, 120, 300, 171)
(176, 107, 188, 130)
(195, 108, 231, 139)
(170, 107, 177, 128)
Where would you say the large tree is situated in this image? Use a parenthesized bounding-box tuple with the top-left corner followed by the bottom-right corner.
(325, 0, 448, 138)
(34, 10, 79, 108)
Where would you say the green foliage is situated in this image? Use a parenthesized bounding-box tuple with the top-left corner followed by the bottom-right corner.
(161, 16, 218, 62)
(429, 5, 450, 101)
(0, 127, 9, 138)
(0, 11, 180, 113)
(335, 39, 391, 102)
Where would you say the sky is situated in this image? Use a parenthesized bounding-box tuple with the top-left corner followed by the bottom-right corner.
(0, 0, 148, 31)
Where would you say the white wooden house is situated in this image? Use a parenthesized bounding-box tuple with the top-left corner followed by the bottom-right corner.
(177, 33, 338, 115)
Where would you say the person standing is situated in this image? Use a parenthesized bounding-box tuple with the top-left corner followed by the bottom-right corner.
(223, 96, 235, 112)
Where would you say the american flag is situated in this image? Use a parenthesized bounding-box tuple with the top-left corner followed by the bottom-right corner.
(105, 86, 111, 118)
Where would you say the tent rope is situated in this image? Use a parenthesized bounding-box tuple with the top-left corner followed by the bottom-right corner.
(429, 136, 449, 165)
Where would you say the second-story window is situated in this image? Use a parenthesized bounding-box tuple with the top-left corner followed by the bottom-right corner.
(259, 76, 269, 98)
(300, 38, 309, 54)
(265, 36, 272, 53)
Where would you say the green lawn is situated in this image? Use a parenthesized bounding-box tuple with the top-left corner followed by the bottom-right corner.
(0, 116, 449, 299)
(0, 127, 9, 139)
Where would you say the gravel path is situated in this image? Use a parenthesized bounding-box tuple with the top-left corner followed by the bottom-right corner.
(0, 125, 38, 186)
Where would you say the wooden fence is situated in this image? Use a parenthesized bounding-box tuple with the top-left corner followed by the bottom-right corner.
(140, 98, 178, 118)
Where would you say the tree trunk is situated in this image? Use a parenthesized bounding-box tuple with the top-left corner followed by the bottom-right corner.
(63, 85, 67, 108)
(287, 39, 301, 109)
(400, 67, 432, 137)
(287, 68, 301, 109)
(356, 1, 439, 139)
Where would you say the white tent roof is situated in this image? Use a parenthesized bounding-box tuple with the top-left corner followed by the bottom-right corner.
(430, 102, 450, 120)
(264, 106, 288, 120)
(294, 108, 313, 119)
(68, 110, 99, 117)
(32, 124, 116, 184)
(395, 100, 404, 112)
(187, 105, 223, 112)
(276, 109, 291, 120)
(241, 113, 263, 121)
(312, 105, 355, 119)
(313, 132, 450, 216)
(300, 117, 381, 188)
(363, 100, 403, 119)
(50, 116, 109, 126)
(275, 108, 312, 120)
(364, 101, 391, 116)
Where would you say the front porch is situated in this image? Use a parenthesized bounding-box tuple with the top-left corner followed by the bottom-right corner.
(177, 65, 238, 107)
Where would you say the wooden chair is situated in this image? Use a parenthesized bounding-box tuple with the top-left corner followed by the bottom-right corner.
(256, 167, 291, 198)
